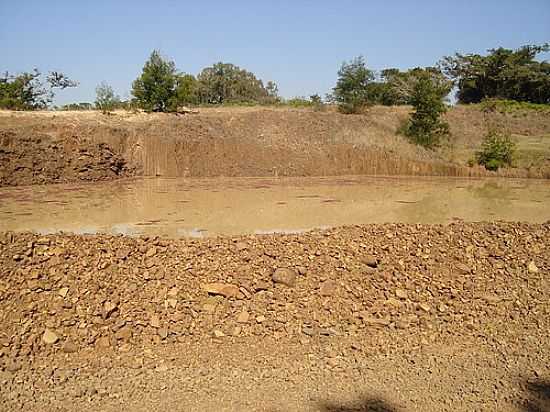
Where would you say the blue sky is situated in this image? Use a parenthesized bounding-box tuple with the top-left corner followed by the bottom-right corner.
(1, 0, 549, 105)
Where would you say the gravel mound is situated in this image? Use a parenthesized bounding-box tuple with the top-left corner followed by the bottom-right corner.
(0, 222, 548, 411)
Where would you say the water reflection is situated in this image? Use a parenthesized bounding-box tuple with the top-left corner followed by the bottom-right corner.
(0, 176, 548, 238)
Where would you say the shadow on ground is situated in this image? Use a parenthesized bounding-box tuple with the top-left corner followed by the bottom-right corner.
(521, 379, 550, 412)
(318, 397, 398, 412)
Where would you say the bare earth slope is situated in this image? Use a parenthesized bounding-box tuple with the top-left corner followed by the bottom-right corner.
(0, 222, 548, 411)
(0, 129, 133, 186)
(1, 106, 549, 186)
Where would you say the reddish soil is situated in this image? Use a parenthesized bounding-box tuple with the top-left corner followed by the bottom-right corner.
(0, 222, 548, 411)
(0, 130, 133, 186)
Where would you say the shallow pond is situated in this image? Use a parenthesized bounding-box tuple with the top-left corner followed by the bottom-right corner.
(0, 176, 549, 237)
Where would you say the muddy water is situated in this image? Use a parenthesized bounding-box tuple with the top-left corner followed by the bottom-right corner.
(0, 177, 549, 237)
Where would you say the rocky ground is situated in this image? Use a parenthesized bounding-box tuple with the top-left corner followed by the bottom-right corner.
(0, 222, 549, 411)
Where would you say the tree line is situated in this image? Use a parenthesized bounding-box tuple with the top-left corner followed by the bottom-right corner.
(128, 50, 280, 112)
(1, 44, 548, 169)
(2, 44, 547, 113)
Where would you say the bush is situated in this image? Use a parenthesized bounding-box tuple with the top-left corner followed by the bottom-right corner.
(476, 128, 516, 171)
(331, 56, 375, 114)
(402, 71, 450, 149)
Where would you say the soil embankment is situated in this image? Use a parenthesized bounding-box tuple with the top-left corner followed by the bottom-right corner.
(1, 106, 549, 187)
(0, 222, 548, 411)
(0, 130, 133, 186)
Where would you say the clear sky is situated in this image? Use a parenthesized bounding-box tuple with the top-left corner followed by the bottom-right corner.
(1, 0, 549, 105)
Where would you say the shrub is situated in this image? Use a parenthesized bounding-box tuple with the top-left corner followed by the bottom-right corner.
(476, 128, 516, 171)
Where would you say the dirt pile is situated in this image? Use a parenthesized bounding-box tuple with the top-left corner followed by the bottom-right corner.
(0, 223, 548, 410)
(0, 130, 133, 186)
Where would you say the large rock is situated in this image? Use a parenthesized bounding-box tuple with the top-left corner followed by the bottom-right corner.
(272, 268, 297, 287)
(362, 255, 378, 268)
(528, 261, 539, 273)
(42, 329, 59, 345)
(456, 263, 471, 274)
(202, 282, 240, 298)
(62, 341, 78, 353)
(395, 289, 408, 299)
(236, 311, 250, 323)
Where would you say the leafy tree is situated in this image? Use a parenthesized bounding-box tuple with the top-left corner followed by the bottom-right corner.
(309, 94, 325, 111)
(265, 81, 280, 104)
(309, 94, 322, 104)
(196, 62, 273, 104)
(46, 72, 78, 89)
(95, 81, 120, 113)
(0, 69, 78, 110)
(362, 67, 452, 106)
(174, 74, 198, 106)
(132, 50, 177, 112)
(401, 71, 451, 149)
(440, 44, 550, 104)
(386, 68, 443, 105)
(476, 128, 516, 171)
(332, 56, 375, 113)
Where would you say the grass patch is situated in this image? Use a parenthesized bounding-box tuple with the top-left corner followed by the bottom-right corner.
(514, 133, 550, 168)
(478, 99, 550, 114)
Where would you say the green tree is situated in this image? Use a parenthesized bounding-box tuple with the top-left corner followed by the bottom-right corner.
(174, 74, 198, 106)
(440, 44, 550, 104)
(95, 81, 120, 113)
(265, 81, 280, 104)
(0, 69, 78, 110)
(132, 50, 177, 112)
(332, 56, 375, 114)
(196, 62, 273, 104)
(402, 71, 451, 149)
(46, 72, 78, 89)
